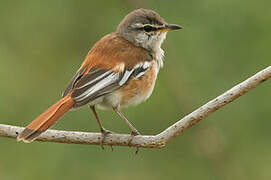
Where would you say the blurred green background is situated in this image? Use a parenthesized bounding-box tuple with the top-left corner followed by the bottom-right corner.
(0, 0, 270, 179)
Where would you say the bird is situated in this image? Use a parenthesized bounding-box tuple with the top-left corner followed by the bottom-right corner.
(17, 8, 182, 146)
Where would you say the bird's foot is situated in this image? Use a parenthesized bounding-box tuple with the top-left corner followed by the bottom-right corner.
(100, 128, 113, 150)
(128, 130, 140, 154)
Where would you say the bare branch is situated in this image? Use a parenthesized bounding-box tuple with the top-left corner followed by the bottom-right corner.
(0, 66, 270, 148)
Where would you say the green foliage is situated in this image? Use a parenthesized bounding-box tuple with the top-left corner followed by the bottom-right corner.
(0, 0, 270, 179)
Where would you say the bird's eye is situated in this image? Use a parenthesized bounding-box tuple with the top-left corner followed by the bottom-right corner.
(143, 25, 154, 32)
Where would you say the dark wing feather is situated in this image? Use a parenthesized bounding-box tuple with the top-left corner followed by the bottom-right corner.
(71, 62, 151, 108)
(62, 66, 86, 97)
(72, 69, 120, 107)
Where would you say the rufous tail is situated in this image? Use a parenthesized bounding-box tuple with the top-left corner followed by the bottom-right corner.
(17, 94, 74, 143)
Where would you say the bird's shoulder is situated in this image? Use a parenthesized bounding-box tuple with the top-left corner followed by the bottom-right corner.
(81, 32, 154, 73)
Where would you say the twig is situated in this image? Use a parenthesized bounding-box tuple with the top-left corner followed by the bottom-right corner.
(0, 66, 270, 148)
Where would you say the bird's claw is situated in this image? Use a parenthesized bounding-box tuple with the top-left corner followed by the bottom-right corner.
(128, 130, 140, 154)
(100, 128, 112, 150)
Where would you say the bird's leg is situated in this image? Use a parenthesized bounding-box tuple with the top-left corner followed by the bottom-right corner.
(89, 105, 112, 149)
(113, 107, 140, 153)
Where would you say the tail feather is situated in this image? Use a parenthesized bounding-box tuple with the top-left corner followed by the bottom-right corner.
(17, 94, 74, 143)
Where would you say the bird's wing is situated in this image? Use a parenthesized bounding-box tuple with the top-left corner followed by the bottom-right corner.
(62, 33, 153, 108)
(71, 61, 151, 107)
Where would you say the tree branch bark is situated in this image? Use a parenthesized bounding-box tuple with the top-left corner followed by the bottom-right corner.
(0, 66, 270, 148)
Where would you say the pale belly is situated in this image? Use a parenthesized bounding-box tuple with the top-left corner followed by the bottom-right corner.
(97, 61, 158, 110)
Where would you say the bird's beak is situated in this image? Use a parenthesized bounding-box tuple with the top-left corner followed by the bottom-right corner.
(155, 24, 183, 33)
(165, 24, 183, 30)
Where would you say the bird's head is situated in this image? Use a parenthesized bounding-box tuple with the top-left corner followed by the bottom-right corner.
(117, 8, 182, 52)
